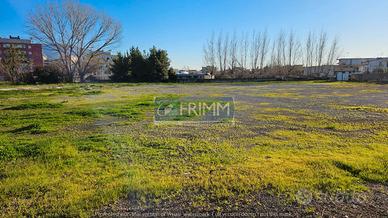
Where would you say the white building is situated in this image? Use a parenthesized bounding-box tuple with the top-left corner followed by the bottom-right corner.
(335, 57, 388, 81)
(359, 58, 388, 73)
(176, 69, 214, 81)
(84, 51, 115, 81)
(338, 58, 371, 66)
(338, 57, 388, 72)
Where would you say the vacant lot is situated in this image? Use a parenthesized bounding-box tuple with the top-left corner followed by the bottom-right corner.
(0, 81, 387, 217)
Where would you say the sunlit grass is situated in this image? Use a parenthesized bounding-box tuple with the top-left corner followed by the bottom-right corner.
(0, 82, 387, 216)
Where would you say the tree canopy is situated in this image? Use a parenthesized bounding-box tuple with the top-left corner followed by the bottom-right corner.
(110, 46, 175, 82)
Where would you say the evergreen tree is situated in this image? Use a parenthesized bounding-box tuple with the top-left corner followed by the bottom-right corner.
(110, 52, 131, 82)
(129, 47, 147, 82)
(110, 46, 172, 82)
(168, 68, 177, 82)
(32, 65, 64, 84)
(147, 46, 170, 82)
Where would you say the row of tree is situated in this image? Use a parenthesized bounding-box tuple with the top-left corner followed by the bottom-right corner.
(0, 45, 174, 84)
(203, 30, 340, 78)
(110, 47, 175, 82)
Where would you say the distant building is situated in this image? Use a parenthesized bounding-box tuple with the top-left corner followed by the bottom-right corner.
(0, 36, 43, 79)
(334, 65, 356, 81)
(334, 58, 363, 81)
(337, 58, 371, 66)
(201, 66, 217, 75)
(335, 57, 388, 81)
(176, 69, 214, 81)
(302, 57, 388, 81)
(83, 51, 115, 81)
(359, 57, 388, 73)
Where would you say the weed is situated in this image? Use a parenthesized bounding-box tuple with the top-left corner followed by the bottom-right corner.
(0, 82, 387, 216)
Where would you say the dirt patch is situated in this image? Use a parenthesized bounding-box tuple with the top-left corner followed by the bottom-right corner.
(96, 185, 388, 217)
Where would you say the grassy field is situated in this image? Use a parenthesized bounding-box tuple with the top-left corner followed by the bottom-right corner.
(0, 81, 387, 216)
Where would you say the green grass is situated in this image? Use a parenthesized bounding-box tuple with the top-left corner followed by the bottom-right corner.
(4, 102, 63, 110)
(0, 82, 387, 216)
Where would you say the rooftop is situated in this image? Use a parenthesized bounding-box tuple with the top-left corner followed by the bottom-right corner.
(338, 57, 388, 60)
(0, 36, 32, 44)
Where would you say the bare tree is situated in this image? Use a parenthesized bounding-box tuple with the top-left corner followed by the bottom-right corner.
(259, 30, 269, 70)
(316, 31, 328, 72)
(285, 31, 302, 75)
(287, 31, 295, 67)
(250, 31, 261, 72)
(280, 32, 287, 67)
(229, 32, 238, 75)
(239, 32, 249, 70)
(287, 31, 302, 66)
(222, 33, 229, 75)
(216, 32, 224, 73)
(203, 32, 216, 75)
(0, 46, 31, 83)
(28, 0, 121, 82)
(305, 31, 315, 68)
(292, 41, 302, 66)
(204, 29, 339, 79)
(326, 37, 339, 65)
(268, 38, 279, 76)
(273, 31, 286, 76)
(214, 31, 229, 76)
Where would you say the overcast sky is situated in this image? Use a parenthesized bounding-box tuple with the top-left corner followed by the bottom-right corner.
(1, 0, 388, 69)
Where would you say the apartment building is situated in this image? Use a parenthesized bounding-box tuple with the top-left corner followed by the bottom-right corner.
(0, 36, 43, 80)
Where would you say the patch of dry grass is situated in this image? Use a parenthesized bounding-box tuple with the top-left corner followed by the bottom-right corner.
(0, 82, 387, 216)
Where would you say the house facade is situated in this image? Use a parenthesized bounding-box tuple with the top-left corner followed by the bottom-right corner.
(335, 57, 388, 81)
(84, 51, 115, 81)
(359, 58, 388, 73)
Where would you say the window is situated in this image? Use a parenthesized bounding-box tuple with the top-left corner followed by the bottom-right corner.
(14, 44, 26, 49)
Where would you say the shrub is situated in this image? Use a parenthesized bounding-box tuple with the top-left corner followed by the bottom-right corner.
(32, 66, 64, 84)
(168, 68, 177, 82)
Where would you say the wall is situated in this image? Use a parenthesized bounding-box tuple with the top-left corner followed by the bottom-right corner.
(351, 72, 388, 82)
